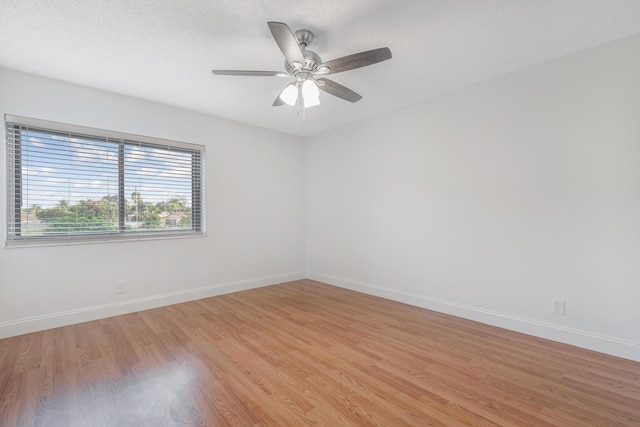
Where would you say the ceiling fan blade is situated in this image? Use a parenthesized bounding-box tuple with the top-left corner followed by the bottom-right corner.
(317, 78, 362, 103)
(212, 70, 287, 77)
(267, 22, 305, 65)
(320, 47, 392, 74)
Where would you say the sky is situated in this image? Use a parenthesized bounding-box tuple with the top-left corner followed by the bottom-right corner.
(20, 129, 194, 211)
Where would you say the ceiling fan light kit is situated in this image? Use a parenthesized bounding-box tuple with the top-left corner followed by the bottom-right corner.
(212, 22, 392, 119)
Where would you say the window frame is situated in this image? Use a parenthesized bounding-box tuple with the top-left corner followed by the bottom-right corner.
(5, 114, 206, 247)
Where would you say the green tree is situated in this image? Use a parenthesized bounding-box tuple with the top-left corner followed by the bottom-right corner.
(145, 202, 160, 214)
(57, 199, 69, 212)
(167, 196, 188, 213)
(142, 212, 161, 229)
(100, 195, 119, 220)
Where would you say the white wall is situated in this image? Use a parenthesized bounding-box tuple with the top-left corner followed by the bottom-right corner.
(306, 34, 640, 361)
(0, 68, 306, 337)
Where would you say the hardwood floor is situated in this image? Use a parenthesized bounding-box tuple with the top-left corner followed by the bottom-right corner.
(1, 280, 639, 426)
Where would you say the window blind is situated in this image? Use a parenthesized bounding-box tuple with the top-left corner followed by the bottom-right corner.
(5, 115, 205, 246)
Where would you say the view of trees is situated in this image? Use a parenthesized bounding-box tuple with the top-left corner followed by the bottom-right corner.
(23, 193, 191, 234)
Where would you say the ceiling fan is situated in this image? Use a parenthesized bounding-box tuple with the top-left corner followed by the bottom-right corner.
(212, 22, 392, 116)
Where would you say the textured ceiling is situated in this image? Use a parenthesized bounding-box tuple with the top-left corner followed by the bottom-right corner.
(2, 0, 640, 137)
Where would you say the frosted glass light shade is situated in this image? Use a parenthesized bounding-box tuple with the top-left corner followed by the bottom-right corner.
(279, 83, 298, 106)
(302, 79, 319, 98)
(304, 96, 320, 108)
(302, 80, 320, 108)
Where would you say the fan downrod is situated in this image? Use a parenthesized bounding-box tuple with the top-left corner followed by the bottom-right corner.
(294, 29, 314, 48)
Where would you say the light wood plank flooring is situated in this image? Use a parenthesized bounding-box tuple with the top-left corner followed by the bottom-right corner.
(1, 280, 639, 426)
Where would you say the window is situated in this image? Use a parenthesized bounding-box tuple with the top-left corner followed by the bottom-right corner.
(5, 115, 205, 246)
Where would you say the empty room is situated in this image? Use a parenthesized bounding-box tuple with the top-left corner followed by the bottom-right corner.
(1, 1, 640, 425)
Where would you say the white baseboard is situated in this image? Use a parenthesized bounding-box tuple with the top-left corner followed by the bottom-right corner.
(306, 271, 640, 363)
(0, 271, 306, 339)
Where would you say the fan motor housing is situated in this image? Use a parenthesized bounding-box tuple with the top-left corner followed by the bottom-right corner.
(285, 49, 322, 73)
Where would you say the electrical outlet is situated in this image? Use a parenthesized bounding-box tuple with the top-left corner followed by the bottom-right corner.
(552, 298, 565, 315)
(116, 280, 126, 294)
